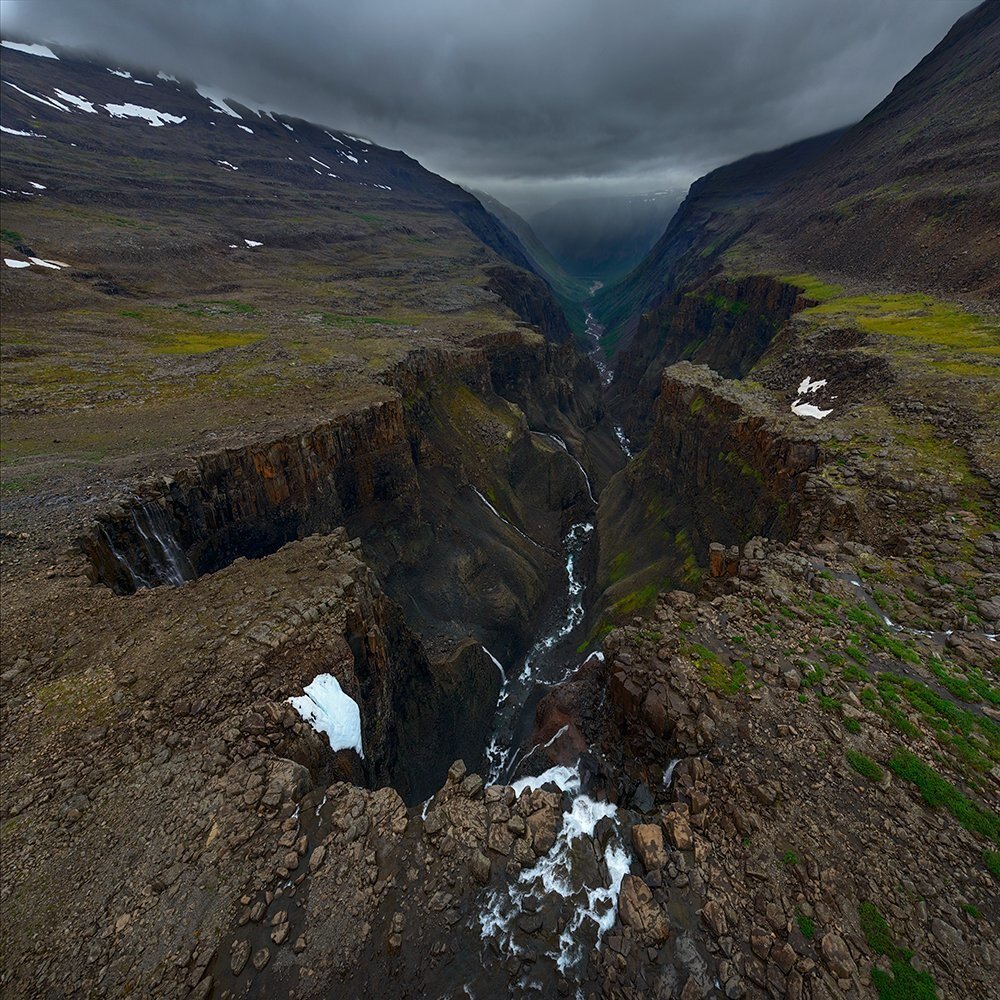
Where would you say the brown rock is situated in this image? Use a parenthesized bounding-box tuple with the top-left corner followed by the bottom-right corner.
(820, 932, 857, 979)
(701, 899, 727, 937)
(487, 822, 513, 856)
(663, 811, 693, 851)
(709, 543, 726, 578)
(618, 874, 669, 944)
(469, 850, 491, 885)
(526, 808, 559, 855)
(631, 823, 667, 871)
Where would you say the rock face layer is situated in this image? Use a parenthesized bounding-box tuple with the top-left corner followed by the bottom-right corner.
(611, 274, 804, 450)
(595, 362, 828, 630)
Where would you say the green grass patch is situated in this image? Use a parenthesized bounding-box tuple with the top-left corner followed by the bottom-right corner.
(888, 749, 999, 842)
(684, 643, 746, 695)
(859, 901, 938, 1000)
(148, 331, 264, 355)
(781, 273, 844, 303)
(846, 750, 883, 783)
(795, 913, 815, 940)
(985, 850, 1000, 883)
(804, 293, 999, 354)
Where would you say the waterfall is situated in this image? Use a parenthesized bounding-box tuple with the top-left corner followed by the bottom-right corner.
(96, 499, 195, 592)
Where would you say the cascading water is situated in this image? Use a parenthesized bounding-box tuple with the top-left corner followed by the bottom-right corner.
(479, 763, 630, 982)
(484, 519, 594, 783)
(100, 500, 194, 592)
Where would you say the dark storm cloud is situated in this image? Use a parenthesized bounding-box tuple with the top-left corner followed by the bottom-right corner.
(0, 0, 980, 211)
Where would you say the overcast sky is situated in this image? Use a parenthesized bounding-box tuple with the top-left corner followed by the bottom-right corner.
(0, 0, 980, 213)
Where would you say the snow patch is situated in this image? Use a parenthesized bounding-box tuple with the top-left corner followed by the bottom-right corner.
(1, 125, 46, 138)
(196, 85, 242, 118)
(309, 155, 331, 169)
(53, 89, 98, 114)
(289, 673, 363, 757)
(791, 400, 832, 420)
(797, 375, 828, 395)
(133, 79, 154, 86)
(29, 182, 46, 190)
(4, 258, 31, 268)
(108, 68, 132, 78)
(4, 81, 72, 112)
(102, 103, 186, 127)
(2, 41, 59, 59)
(28, 257, 63, 269)
(243, 239, 263, 247)
(216, 160, 239, 170)
(236, 124, 254, 134)
(156, 71, 179, 83)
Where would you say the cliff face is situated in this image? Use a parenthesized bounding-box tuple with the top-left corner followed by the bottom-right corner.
(79, 334, 615, 663)
(485, 264, 573, 343)
(644, 364, 820, 541)
(80, 400, 418, 594)
(611, 274, 804, 449)
(594, 362, 845, 633)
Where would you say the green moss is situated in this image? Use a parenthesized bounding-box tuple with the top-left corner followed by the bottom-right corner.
(795, 913, 815, 940)
(888, 749, 999, 842)
(608, 550, 631, 584)
(35, 671, 111, 732)
(689, 395, 705, 416)
(985, 850, 1000, 883)
(2, 228, 24, 243)
(683, 642, 746, 695)
(846, 750, 883, 782)
(781, 273, 844, 303)
(608, 583, 660, 619)
(859, 902, 939, 1000)
(149, 331, 265, 355)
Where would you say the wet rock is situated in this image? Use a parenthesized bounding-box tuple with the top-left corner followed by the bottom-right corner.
(526, 806, 560, 855)
(469, 850, 491, 885)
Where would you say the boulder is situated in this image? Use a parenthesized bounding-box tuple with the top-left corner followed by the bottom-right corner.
(619, 874, 669, 943)
(631, 823, 667, 871)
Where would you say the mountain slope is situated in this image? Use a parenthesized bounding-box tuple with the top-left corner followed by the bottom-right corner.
(754, 0, 1000, 298)
(528, 190, 683, 287)
(596, 0, 999, 359)
(591, 129, 846, 352)
(471, 188, 591, 336)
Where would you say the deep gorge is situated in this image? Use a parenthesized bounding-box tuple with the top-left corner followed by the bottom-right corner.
(76, 279, 824, 810)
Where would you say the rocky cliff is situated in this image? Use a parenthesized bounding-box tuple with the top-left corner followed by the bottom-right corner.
(593, 361, 856, 636)
(611, 274, 805, 449)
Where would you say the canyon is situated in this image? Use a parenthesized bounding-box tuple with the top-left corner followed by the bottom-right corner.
(2, 6, 999, 1000)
